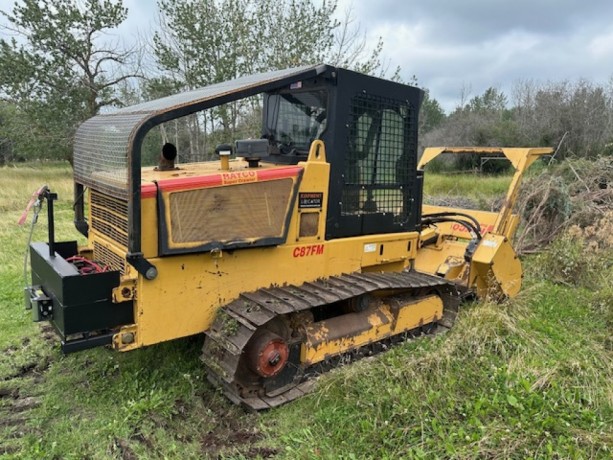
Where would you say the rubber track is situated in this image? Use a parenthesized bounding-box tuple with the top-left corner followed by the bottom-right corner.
(202, 270, 459, 410)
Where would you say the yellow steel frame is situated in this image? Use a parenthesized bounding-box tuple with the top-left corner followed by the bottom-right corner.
(301, 295, 443, 364)
(108, 141, 421, 351)
(418, 147, 552, 238)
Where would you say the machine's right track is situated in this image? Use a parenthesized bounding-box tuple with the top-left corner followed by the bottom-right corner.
(202, 270, 460, 410)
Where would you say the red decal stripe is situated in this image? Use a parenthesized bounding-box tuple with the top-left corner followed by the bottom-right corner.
(141, 165, 302, 198)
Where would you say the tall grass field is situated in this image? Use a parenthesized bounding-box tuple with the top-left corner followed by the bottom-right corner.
(0, 163, 611, 459)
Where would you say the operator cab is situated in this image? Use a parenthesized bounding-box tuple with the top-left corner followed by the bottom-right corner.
(262, 87, 328, 163)
(254, 68, 425, 239)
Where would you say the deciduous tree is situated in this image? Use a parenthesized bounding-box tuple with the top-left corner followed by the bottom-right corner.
(149, 0, 398, 160)
(0, 0, 142, 161)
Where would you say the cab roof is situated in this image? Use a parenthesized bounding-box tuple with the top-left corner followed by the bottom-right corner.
(74, 64, 332, 198)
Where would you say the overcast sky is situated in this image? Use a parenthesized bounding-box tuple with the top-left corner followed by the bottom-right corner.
(342, 0, 613, 111)
(116, 0, 613, 112)
(4, 0, 613, 112)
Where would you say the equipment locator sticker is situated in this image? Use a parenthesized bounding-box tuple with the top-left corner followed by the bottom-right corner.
(299, 192, 323, 209)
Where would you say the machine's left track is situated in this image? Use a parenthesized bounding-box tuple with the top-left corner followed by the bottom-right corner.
(202, 270, 459, 410)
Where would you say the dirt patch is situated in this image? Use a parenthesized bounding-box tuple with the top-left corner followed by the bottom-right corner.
(20, 362, 38, 375)
(1, 336, 52, 385)
(246, 446, 279, 458)
(3, 346, 18, 356)
(9, 396, 41, 413)
(201, 427, 272, 457)
(0, 333, 53, 457)
(190, 390, 281, 457)
(0, 386, 19, 399)
(172, 398, 190, 420)
(39, 324, 57, 344)
(113, 438, 138, 460)
(0, 445, 19, 455)
(2, 425, 34, 440)
(0, 416, 27, 429)
(2, 357, 50, 382)
(202, 428, 261, 449)
(2, 362, 37, 382)
(132, 432, 155, 450)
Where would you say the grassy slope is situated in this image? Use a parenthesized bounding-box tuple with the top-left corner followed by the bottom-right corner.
(269, 282, 612, 459)
(0, 165, 611, 459)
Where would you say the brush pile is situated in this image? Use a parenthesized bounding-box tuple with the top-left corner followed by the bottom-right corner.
(515, 156, 613, 254)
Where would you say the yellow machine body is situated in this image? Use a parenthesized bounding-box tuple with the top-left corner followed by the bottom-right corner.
(101, 143, 424, 358)
(104, 145, 549, 359)
(28, 65, 550, 408)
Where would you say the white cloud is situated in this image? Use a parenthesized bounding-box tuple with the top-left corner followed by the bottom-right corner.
(117, 0, 157, 43)
(588, 27, 613, 58)
(337, 0, 613, 111)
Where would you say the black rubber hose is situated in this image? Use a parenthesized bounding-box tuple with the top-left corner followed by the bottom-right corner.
(421, 217, 482, 240)
(422, 211, 482, 236)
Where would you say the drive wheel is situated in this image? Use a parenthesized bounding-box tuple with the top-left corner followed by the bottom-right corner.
(232, 319, 303, 398)
(245, 330, 289, 378)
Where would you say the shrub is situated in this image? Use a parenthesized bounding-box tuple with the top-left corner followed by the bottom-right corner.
(529, 212, 612, 290)
(516, 157, 613, 253)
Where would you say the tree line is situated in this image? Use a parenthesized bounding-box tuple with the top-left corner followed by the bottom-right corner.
(421, 81, 613, 160)
(0, 0, 611, 164)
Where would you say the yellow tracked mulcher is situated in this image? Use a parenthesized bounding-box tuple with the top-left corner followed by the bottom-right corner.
(25, 65, 551, 409)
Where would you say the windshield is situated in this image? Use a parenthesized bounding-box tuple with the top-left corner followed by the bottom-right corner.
(265, 90, 327, 153)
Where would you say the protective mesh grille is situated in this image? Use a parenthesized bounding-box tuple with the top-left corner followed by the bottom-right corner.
(90, 190, 129, 248)
(343, 93, 416, 219)
(72, 65, 322, 199)
(168, 179, 294, 245)
(73, 113, 149, 198)
(93, 241, 126, 275)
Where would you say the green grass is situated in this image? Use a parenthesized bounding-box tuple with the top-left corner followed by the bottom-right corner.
(0, 164, 611, 459)
(424, 172, 512, 198)
(423, 172, 512, 210)
(266, 283, 612, 459)
(0, 162, 78, 351)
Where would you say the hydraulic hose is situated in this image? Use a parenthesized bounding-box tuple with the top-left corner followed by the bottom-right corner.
(421, 211, 483, 238)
